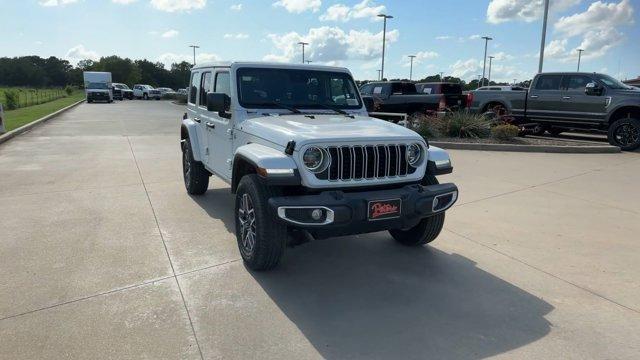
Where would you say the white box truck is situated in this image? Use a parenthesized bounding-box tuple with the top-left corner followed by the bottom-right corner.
(83, 71, 113, 103)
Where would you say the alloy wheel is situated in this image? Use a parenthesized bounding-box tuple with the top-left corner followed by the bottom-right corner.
(614, 123, 640, 147)
(238, 193, 257, 256)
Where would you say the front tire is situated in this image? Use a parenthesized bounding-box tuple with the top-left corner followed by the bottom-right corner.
(389, 174, 445, 246)
(235, 175, 287, 271)
(608, 118, 640, 151)
(143, 93, 149, 100)
(182, 140, 209, 195)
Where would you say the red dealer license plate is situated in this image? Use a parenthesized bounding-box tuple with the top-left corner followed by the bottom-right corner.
(368, 199, 402, 221)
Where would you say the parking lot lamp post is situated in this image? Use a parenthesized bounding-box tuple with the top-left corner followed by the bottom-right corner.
(488, 56, 494, 85)
(481, 36, 493, 87)
(305, 60, 312, 64)
(297, 42, 309, 64)
(377, 69, 382, 81)
(477, 75, 482, 89)
(439, 72, 444, 81)
(538, 0, 550, 73)
(408, 55, 416, 80)
(189, 45, 200, 66)
(377, 14, 393, 80)
(577, 49, 584, 71)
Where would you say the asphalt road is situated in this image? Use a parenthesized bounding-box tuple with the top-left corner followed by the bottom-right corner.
(1, 100, 639, 359)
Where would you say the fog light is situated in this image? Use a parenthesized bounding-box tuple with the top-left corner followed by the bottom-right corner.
(311, 209, 323, 221)
(433, 197, 440, 208)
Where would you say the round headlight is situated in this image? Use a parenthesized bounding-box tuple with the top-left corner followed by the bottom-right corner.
(303, 147, 326, 172)
(406, 143, 422, 166)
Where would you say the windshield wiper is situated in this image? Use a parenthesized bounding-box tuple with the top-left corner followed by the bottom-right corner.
(314, 103, 354, 117)
(253, 102, 301, 114)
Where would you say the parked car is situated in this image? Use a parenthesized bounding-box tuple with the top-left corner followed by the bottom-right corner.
(468, 72, 640, 150)
(132, 84, 161, 100)
(83, 71, 113, 103)
(177, 88, 188, 95)
(360, 81, 465, 117)
(476, 85, 528, 91)
(180, 62, 458, 270)
(415, 82, 467, 108)
(157, 87, 176, 95)
(113, 83, 133, 100)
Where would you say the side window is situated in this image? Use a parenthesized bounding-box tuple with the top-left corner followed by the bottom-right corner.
(199, 72, 212, 107)
(360, 84, 373, 95)
(391, 83, 403, 94)
(372, 86, 383, 95)
(534, 75, 562, 91)
(214, 72, 231, 96)
(564, 75, 592, 91)
(188, 72, 199, 105)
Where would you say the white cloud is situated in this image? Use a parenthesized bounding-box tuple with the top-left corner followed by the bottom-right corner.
(320, 0, 385, 22)
(150, 0, 206, 12)
(402, 51, 439, 67)
(435, 35, 452, 40)
(157, 52, 221, 68)
(468, 34, 481, 40)
(66, 44, 100, 62)
(449, 57, 531, 83)
(486, 0, 582, 24)
(224, 33, 249, 39)
(230, 3, 242, 11)
(112, 0, 137, 4)
(39, 0, 78, 6)
(273, 0, 321, 13)
(554, 0, 633, 37)
(161, 29, 179, 38)
(491, 51, 514, 61)
(264, 26, 399, 64)
(450, 58, 482, 80)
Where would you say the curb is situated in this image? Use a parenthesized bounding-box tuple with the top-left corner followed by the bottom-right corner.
(430, 141, 621, 154)
(0, 99, 85, 145)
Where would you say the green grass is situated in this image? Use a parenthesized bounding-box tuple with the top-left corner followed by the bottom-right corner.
(2, 91, 84, 132)
(0, 87, 69, 109)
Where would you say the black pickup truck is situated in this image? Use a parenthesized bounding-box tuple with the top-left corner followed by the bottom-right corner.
(360, 81, 466, 116)
(469, 72, 640, 150)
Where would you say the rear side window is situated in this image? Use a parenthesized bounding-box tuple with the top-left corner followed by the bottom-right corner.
(535, 75, 562, 91)
(215, 72, 231, 96)
(360, 84, 373, 95)
(188, 72, 199, 104)
(199, 72, 212, 106)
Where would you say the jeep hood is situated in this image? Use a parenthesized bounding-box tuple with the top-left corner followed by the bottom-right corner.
(240, 114, 423, 147)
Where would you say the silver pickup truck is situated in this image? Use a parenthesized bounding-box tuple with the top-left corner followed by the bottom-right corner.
(468, 72, 640, 150)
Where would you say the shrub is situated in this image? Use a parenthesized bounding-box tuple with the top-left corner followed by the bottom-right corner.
(163, 92, 187, 104)
(3, 89, 20, 110)
(413, 114, 442, 138)
(491, 124, 520, 140)
(441, 111, 492, 138)
(64, 85, 74, 96)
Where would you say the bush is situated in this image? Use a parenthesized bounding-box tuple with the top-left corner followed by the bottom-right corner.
(3, 89, 19, 110)
(441, 112, 492, 138)
(163, 92, 187, 104)
(491, 124, 520, 140)
(64, 85, 74, 96)
(414, 114, 442, 138)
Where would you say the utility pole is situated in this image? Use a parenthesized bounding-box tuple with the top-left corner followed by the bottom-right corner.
(488, 56, 494, 85)
(297, 42, 309, 64)
(538, 0, 550, 73)
(577, 49, 584, 71)
(377, 13, 393, 81)
(189, 45, 200, 66)
(408, 55, 416, 80)
(480, 36, 492, 87)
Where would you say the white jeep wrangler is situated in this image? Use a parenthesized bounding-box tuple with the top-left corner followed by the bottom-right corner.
(180, 62, 458, 270)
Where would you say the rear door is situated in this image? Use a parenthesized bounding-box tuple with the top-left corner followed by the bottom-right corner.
(527, 75, 564, 122)
(186, 71, 208, 162)
(560, 74, 607, 124)
(204, 69, 233, 180)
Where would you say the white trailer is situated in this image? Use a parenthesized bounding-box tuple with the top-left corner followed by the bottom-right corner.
(83, 71, 113, 103)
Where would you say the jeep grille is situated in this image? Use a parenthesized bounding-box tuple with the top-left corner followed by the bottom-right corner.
(315, 144, 417, 181)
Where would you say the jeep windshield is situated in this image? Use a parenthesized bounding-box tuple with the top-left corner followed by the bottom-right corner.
(237, 68, 362, 111)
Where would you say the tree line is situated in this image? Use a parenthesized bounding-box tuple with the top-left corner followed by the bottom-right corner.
(358, 74, 528, 91)
(0, 55, 193, 89)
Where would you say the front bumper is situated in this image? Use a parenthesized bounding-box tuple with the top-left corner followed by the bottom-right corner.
(268, 183, 458, 237)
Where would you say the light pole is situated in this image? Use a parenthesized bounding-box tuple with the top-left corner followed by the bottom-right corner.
(377, 69, 382, 81)
(408, 55, 416, 80)
(477, 75, 482, 89)
(189, 45, 200, 66)
(513, 79, 517, 85)
(577, 49, 584, 71)
(377, 13, 393, 81)
(488, 56, 494, 85)
(305, 60, 312, 64)
(439, 72, 444, 81)
(480, 36, 492, 87)
(297, 42, 309, 64)
(538, 0, 550, 73)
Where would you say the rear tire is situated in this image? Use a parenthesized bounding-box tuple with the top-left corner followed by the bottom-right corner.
(547, 127, 563, 136)
(143, 93, 148, 100)
(608, 118, 640, 151)
(389, 174, 446, 246)
(235, 175, 287, 270)
(182, 140, 209, 195)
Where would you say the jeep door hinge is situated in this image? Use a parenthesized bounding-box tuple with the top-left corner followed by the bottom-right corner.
(227, 129, 234, 139)
(227, 159, 233, 170)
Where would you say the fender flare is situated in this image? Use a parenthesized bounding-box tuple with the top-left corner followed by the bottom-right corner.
(180, 119, 204, 162)
(232, 143, 299, 192)
(605, 103, 640, 123)
(427, 146, 453, 175)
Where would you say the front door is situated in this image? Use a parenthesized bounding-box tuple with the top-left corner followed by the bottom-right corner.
(559, 74, 607, 124)
(527, 74, 564, 123)
(203, 70, 233, 180)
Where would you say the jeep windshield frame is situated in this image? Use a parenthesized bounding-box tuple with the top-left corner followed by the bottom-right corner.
(236, 67, 363, 111)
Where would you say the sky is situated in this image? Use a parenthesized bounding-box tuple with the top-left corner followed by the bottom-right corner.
(1, 0, 638, 82)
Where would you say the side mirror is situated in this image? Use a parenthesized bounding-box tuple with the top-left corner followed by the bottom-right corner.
(585, 82, 603, 96)
(207, 92, 231, 114)
(363, 96, 374, 112)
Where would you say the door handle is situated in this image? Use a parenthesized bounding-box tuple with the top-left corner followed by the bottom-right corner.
(562, 96, 571, 100)
(530, 95, 539, 99)
(193, 117, 201, 123)
(206, 122, 215, 129)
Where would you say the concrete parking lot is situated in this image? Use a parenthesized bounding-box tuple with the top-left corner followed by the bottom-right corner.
(1, 100, 639, 359)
